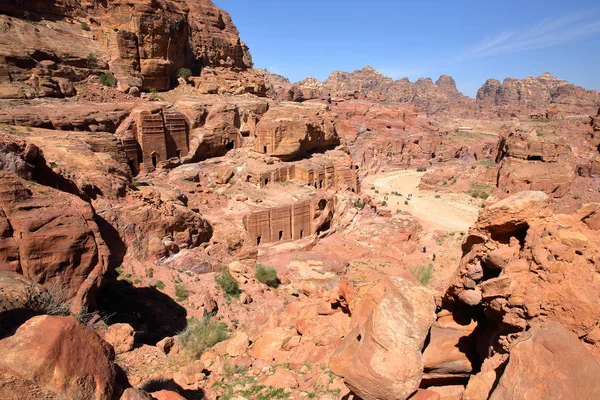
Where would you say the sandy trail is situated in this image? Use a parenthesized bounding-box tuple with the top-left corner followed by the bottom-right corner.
(363, 170, 480, 233)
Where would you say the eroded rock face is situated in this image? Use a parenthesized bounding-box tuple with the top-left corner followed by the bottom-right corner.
(254, 103, 339, 160)
(0, 0, 252, 96)
(496, 129, 576, 198)
(0, 315, 116, 400)
(0, 171, 110, 312)
(329, 276, 436, 400)
(489, 322, 600, 400)
(97, 186, 213, 261)
(476, 72, 600, 114)
(445, 191, 600, 351)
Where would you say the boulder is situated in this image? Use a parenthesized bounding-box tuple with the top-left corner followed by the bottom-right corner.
(329, 276, 436, 400)
(489, 322, 600, 400)
(422, 313, 477, 379)
(101, 323, 135, 355)
(0, 315, 115, 400)
(120, 388, 154, 400)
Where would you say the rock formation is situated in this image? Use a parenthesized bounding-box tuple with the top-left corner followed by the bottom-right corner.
(477, 72, 600, 114)
(253, 103, 339, 160)
(0, 0, 252, 96)
(0, 168, 110, 312)
(297, 66, 475, 115)
(330, 276, 436, 400)
(444, 191, 600, 356)
(489, 322, 600, 400)
(0, 315, 116, 400)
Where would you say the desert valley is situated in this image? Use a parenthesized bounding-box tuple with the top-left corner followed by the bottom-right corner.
(0, 1, 600, 400)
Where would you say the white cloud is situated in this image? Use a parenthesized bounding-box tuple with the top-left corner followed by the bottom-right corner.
(466, 10, 600, 59)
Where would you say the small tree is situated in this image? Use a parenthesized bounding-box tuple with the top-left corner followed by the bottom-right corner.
(255, 264, 279, 288)
(80, 22, 91, 31)
(177, 67, 192, 81)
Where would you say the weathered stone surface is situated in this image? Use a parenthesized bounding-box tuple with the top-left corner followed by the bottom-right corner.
(0, 0, 252, 97)
(476, 72, 600, 114)
(0, 315, 115, 400)
(253, 103, 339, 160)
(489, 322, 600, 400)
(0, 171, 110, 312)
(446, 191, 600, 352)
(120, 388, 154, 400)
(101, 323, 135, 355)
(423, 313, 477, 378)
(329, 276, 436, 400)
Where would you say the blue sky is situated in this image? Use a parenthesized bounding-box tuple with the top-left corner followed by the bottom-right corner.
(214, 0, 600, 97)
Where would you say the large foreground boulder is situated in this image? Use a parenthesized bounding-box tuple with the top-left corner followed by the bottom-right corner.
(329, 276, 436, 400)
(489, 322, 600, 400)
(0, 315, 116, 400)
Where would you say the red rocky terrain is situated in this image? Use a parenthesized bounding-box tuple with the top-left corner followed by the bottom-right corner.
(0, 1, 599, 400)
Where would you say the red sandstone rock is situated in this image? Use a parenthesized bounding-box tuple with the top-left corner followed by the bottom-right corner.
(0, 315, 115, 400)
(150, 390, 186, 400)
(120, 388, 154, 400)
(254, 103, 339, 160)
(445, 191, 600, 355)
(0, 171, 110, 312)
(329, 276, 436, 400)
(489, 322, 600, 400)
(0, 0, 252, 97)
(477, 72, 600, 115)
(101, 323, 135, 355)
(422, 312, 477, 380)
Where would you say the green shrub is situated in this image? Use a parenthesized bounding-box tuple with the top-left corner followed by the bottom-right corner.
(435, 194, 441, 198)
(153, 280, 165, 290)
(146, 268, 154, 278)
(175, 283, 190, 302)
(80, 21, 91, 31)
(410, 264, 433, 285)
(215, 269, 241, 296)
(404, 200, 409, 205)
(177, 67, 192, 80)
(417, 167, 427, 172)
(353, 199, 365, 210)
(255, 264, 279, 288)
(380, 200, 388, 207)
(98, 73, 116, 87)
(479, 192, 489, 200)
(178, 316, 229, 358)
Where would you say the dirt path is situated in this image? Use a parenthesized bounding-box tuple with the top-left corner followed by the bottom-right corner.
(363, 170, 480, 233)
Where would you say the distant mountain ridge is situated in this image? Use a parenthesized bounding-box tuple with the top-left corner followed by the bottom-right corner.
(294, 67, 600, 115)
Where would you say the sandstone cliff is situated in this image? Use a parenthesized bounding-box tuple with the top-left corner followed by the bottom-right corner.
(0, 0, 252, 96)
(477, 72, 600, 114)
